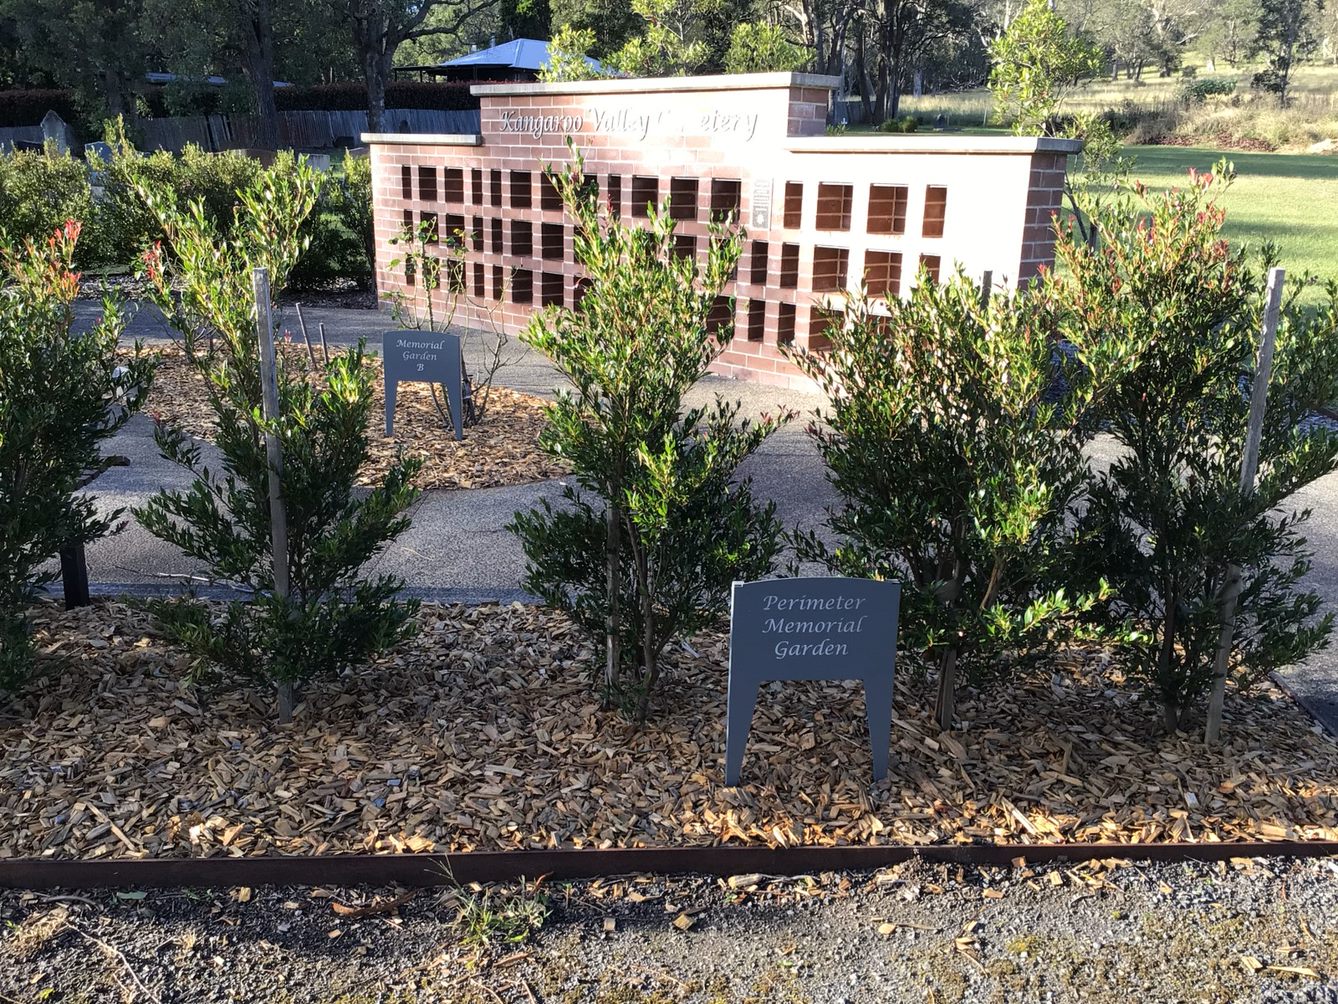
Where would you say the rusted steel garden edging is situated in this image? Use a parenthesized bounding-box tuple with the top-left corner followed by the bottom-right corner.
(3, 841, 1338, 890)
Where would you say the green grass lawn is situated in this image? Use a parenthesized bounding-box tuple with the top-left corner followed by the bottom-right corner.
(1120, 145, 1338, 283)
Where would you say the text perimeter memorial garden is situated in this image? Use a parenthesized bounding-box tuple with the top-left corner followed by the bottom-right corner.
(3, 70, 1338, 871)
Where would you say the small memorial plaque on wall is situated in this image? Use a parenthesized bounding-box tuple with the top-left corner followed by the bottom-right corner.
(750, 178, 773, 230)
(725, 577, 900, 786)
(382, 330, 464, 441)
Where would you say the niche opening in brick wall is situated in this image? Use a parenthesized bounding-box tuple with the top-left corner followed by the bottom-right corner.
(418, 166, 438, 202)
(510, 220, 533, 257)
(807, 305, 840, 352)
(868, 185, 908, 235)
(777, 302, 796, 346)
(673, 234, 696, 261)
(864, 250, 903, 298)
(472, 262, 484, 296)
(512, 268, 533, 304)
(632, 176, 658, 217)
(920, 254, 942, 284)
(447, 257, 466, 294)
(470, 169, 483, 205)
(923, 186, 948, 237)
(707, 295, 734, 337)
(491, 265, 504, 301)
(540, 223, 564, 260)
(400, 165, 412, 200)
(669, 177, 699, 220)
(749, 241, 768, 284)
(540, 172, 562, 211)
(745, 299, 765, 342)
(574, 276, 592, 308)
(510, 171, 532, 208)
(710, 179, 742, 220)
(444, 168, 464, 203)
(779, 243, 799, 288)
(490, 170, 503, 207)
(816, 183, 853, 231)
(419, 211, 439, 243)
(443, 214, 465, 247)
(605, 175, 622, 217)
(812, 246, 849, 292)
(541, 272, 564, 307)
(490, 218, 503, 253)
(783, 182, 802, 228)
(470, 216, 483, 251)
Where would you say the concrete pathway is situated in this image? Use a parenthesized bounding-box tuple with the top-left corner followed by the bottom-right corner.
(78, 301, 1338, 733)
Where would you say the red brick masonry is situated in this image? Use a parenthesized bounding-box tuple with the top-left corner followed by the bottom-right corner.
(364, 72, 1081, 389)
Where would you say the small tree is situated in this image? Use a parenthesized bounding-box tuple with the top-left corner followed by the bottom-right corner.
(508, 149, 788, 718)
(0, 222, 153, 693)
(132, 156, 421, 722)
(1056, 167, 1338, 731)
(790, 275, 1101, 730)
(381, 217, 516, 427)
(989, 0, 1104, 134)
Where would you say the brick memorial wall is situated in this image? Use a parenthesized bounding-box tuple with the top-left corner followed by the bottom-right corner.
(365, 72, 1081, 389)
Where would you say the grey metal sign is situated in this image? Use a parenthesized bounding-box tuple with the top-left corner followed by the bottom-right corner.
(382, 330, 463, 441)
(725, 577, 901, 786)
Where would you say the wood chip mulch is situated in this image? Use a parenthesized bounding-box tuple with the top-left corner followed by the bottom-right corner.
(127, 343, 567, 491)
(4, 601, 1338, 862)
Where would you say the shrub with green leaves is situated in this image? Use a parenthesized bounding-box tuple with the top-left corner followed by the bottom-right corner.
(1056, 166, 1338, 731)
(789, 274, 1101, 730)
(0, 147, 96, 262)
(131, 157, 421, 722)
(0, 221, 152, 693)
(508, 151, 788, 719)
(289, 152, 375, 289)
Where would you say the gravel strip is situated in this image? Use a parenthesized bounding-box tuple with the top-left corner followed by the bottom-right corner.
(4, 856, 1338, 1003)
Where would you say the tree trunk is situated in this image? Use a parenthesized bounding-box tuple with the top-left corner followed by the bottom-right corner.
(856, 31, 874, 124)
(366, 47, 394, 133)
(242, 0, 280, 149)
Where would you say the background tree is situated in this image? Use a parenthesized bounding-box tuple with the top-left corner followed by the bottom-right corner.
(342, 0, 499, 133)
(509, 150, 788, 718)
(855, 0, 977, 124)
(724, 20, 810, 72)
(0, 0, 152, 122)
(0, 222, 153, 694)
(1251, 0, 1323, 105)
(989, 0, 1102, 132)
(1198, 0, 1259, 68)
(536, 24, 605, 80)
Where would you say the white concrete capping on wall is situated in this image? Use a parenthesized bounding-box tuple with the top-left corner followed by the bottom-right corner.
(360, 133, 483, 146)
(470, 71, 842, 98)
(786, 135, 1085, 156)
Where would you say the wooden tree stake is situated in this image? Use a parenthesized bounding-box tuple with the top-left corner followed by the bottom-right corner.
(253, 268, 294, 723)
(1205, 266, 1285, 744)
(295, 302, 317, 369)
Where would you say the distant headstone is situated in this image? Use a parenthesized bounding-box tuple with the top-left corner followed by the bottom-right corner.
(305, 153, 332, 172)
(725, 577, 901, 786)
(84, 141, 113, 163)
(382, 330, 464, 440)
(40, 111, 74, 155)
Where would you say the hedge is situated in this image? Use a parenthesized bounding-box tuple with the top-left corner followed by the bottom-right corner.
(275, 80, 482, 112)
(0, 89, 81, 129)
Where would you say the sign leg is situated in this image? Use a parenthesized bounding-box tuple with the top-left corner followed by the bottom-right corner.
(385, 378, 397, 437)
(865, 670, 895, 782)
(724, 680, 758, 786)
